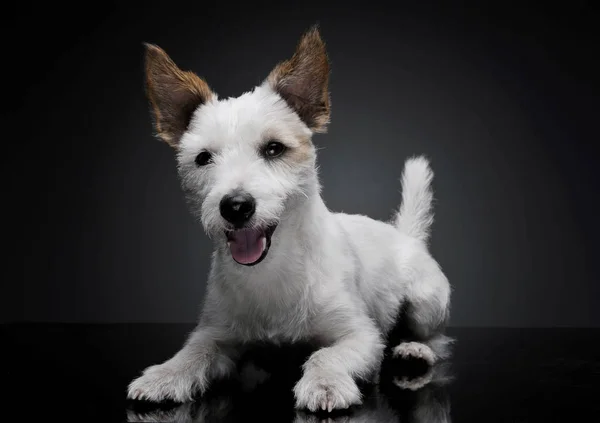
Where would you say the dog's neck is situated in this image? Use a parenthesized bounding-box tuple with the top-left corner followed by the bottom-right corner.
(275, 181, 329, 249)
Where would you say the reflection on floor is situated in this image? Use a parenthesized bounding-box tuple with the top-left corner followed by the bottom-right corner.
(4, 324, 600, 422)
(126, 350, 452, 423)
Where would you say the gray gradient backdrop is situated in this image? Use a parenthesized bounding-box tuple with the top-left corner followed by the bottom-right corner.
(5, 2, 599, 327)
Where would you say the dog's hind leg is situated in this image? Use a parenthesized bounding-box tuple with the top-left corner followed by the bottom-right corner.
(383, 254, 453, 391)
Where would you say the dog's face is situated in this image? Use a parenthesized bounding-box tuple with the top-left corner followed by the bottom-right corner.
(143, 27, 330, 266)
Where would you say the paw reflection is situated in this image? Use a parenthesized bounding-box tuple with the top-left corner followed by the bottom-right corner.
(125, 363, 452, 423)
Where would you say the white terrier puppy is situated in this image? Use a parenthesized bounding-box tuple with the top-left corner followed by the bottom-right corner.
(127, 26, 452, 413)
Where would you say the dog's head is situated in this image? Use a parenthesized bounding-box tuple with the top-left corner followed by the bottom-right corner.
(143, 26, 330, 266)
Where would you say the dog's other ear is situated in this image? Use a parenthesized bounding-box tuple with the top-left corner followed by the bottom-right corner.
(266, 26, 331, 133)
(143, 43, 214, 147)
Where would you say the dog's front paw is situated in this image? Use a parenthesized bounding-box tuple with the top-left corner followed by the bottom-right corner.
(127, 363, 202, 403)
(293, 370, 362, 413)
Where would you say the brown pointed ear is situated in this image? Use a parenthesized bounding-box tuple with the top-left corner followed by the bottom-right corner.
(266, 26, 331, 133)
(143, 43, 215, 147)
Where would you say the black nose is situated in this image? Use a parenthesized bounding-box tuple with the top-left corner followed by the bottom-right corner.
(219, 192, 256, 227)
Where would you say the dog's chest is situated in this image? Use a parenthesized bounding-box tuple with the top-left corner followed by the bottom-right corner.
(215, 274, 314, 343)
(230, 289, 313, 343)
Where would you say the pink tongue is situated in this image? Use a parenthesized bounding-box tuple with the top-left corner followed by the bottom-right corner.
(228, 228, 266, 265)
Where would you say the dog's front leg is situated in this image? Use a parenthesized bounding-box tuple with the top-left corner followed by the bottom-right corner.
(293, 309, 385, 412)
(127, 325, 236, 403)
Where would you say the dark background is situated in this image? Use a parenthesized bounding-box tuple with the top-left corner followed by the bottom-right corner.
(5, 1, 598, 327)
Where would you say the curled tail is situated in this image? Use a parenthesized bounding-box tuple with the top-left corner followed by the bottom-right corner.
(394, 155, 435, 243)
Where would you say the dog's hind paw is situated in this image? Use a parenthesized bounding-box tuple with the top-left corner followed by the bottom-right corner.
(293, 370, 362, 412)
(392, 341, 436, 366)
(127, 363, 200, 403)
(391, 341, 435, 391)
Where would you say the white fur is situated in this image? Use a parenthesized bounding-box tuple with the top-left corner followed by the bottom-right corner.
(395, 156, 435, 244)
(128, 80, 451, 412)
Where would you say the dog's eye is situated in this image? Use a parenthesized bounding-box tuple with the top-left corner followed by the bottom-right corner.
(195, 151, 213, 167)
(263, 141, 287, 158)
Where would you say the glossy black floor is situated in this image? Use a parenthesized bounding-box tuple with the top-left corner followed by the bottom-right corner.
(3, 324, 599, 422)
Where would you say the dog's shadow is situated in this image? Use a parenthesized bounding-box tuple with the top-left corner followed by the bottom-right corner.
(126, 343, 453, 423)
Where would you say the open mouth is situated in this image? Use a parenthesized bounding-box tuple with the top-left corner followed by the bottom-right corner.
(225, 224, 277, 266)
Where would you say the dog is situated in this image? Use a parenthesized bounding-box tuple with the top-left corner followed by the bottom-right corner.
(127, 25, 452, 413)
